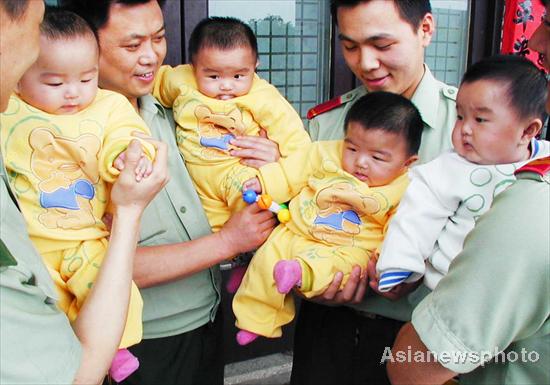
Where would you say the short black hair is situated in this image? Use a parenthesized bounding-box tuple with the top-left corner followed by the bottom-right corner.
(330, 0, 432, 31)
(344, 91, 423, 156)
(41, 7, 96, 42)
(188, 17, 258, 64)
(61, 0, 165, 33)
(461, 55, 547, 122)
(0, 0, 30, 20)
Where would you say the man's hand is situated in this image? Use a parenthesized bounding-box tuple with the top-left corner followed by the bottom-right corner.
(367, 258, 421, 301)
(219, 203, 277, 256)
(229, 128, 281, 169)
(113, 150, 153, 182)
(110, 139, 169, 214)
(303, 265, 368, 305)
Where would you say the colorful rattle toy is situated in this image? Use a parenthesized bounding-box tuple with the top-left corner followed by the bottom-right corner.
(242, 189, 291, 223)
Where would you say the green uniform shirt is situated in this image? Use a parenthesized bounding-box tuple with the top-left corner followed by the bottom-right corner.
(308, 65, 457, 164)
(412, 166, 550, 384)
(137, 95, 221, 339)
(309, 65, 457, 320)
(0, 159, 81, 383)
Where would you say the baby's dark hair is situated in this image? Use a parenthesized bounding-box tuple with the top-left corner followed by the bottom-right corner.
(188, 17, 258, 64)
(461, 55, 547, 122)
(344, 92, 423, 156)
(41, 6, 97, 43)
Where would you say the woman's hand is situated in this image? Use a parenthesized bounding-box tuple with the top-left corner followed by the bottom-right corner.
(229, 128, 281, 169)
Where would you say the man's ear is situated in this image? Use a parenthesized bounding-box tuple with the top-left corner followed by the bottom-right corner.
(404, 154, 419, 168)
(419, 13, 435, 47)
(520, 118, 542, 144)
(255, 58, 260, 70)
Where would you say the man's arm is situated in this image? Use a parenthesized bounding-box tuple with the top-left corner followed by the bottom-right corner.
(389, 172, 550, 383)
(133, 203, 276, 288)
(387, 323, 456, 384)
(73, 139, 168, 384)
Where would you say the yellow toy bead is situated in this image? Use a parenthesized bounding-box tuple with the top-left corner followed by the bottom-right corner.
(277, 209, 291, 223)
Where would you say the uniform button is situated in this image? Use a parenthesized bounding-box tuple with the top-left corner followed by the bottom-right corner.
(448, 88, 455, 94)
(180, 206, 187, 214)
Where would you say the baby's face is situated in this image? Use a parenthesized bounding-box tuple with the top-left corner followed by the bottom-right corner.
(342, 122, 416, 187)
(453, 79, 535, 164)
(16, 34, 99, 115)
(193, 45, 258, 100)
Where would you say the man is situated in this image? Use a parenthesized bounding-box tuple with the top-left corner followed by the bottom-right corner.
(387, 1, 550, 383)
(0, 0, 169, 383)
(65, 1, 279, 384)
(291, 1, 457, 384)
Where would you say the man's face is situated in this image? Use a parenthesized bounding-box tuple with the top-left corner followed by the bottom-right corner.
(0, 0, 45, 112)
(336, 1, 433, 99)
(528, 3, 550, 112)
(97, 0, 166, 105)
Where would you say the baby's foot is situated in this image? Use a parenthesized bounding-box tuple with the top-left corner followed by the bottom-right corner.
(236, 329, 259, 346)
(110, 348, 139, 382)
(273, 260, 302, 294)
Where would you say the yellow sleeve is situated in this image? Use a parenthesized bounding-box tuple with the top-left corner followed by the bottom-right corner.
(244, 78, 311, 157)
(258, 142, 319, 202)
(153, 64, 195, 108)
(99, 94, 156, 183)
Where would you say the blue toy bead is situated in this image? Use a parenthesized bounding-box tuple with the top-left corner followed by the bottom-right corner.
(242, 189, 258, 204)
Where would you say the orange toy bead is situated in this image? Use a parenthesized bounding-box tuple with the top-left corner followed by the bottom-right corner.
(258, 194, 273, 210)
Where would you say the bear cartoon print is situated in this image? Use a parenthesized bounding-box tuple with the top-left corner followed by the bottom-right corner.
(29, 128, 100, 230)
(195, 104, 246, 155)
(311, 182, 381, 246)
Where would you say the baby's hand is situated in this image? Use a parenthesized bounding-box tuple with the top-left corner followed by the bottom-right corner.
(134, 155, 153, 182)
(114, 150, 153, 182)
(242, 177, 262, 193)
(113, 151, 127, 172)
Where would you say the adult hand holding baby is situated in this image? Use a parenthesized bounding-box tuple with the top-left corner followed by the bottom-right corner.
(230, 128, 281, 168)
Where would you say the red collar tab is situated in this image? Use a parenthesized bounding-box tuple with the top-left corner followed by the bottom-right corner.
(307, 96, 343, 120)
(514, 156, 550, 176)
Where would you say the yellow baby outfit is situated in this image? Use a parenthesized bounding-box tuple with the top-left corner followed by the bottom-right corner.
(232, 141, 409, 338)
(0, 90, 155, 348)
(153, 64, 311, 231)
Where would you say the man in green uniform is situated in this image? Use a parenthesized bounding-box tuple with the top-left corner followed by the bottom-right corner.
(387, 1, 550, 382)
(66, 1, 279, 384)
(291, 1, 458, 384)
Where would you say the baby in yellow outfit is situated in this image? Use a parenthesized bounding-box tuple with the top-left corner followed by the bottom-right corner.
(232, 92, 423, 345)
(153, 17, 311, 232)
(0, 9, 155, 381)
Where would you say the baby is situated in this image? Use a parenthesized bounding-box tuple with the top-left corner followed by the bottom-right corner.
(153, 16, 311, 232)
(0, 8, 156, 381)
(377, 55, 550, 292)
(232, 92, 423, 345)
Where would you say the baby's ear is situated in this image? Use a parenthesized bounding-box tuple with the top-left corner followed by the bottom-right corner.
(520, 118, 542, 144)
(403, 154, 419, 168)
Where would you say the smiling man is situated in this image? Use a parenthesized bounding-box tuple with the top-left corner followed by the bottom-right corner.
(65, 1, 278, 384)
(291, 1, 458, 384)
